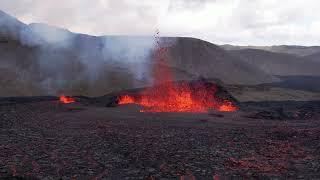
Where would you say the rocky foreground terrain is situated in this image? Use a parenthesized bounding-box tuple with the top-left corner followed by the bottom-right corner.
(0, 98, 319, 179)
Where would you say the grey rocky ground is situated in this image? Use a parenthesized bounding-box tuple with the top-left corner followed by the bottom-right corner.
(0, 99, 320, 179)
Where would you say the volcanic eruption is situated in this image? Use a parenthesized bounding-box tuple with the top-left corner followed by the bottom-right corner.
(118, 36, 238, 113)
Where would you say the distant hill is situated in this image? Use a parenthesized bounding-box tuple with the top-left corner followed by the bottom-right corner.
(221, 44, 320, 57)
(228, 49, 320, 76)
(0, 10, 278, 97)
(303, 52, 320, 62)
(0, 10, 26, 40)
(166, 38, 276, 85)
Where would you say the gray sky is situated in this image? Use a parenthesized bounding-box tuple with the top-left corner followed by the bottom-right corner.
(1, 0, 320, 45)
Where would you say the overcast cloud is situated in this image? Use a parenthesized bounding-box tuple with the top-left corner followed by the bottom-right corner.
(1, 0, 320, 45)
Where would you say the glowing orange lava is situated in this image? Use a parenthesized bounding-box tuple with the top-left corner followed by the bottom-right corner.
(138, 82, 216, 112)
(118, 82, 238, 113)
(59, 95, 75, 104)
(117, 59, 238, 112)
(218, 101, 239, 112)
(118, 95, 135, 105)
(117, 32, 238, 113)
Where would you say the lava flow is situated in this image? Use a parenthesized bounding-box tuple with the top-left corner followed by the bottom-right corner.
(118, 82, 238, 113)
(118, 95, 135, 105)
(218, 100, 239, 112)
(118, 33, 238, 113)
(59, 95, 75, 104)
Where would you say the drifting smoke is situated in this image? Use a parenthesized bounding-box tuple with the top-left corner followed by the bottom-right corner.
(20, 23, 75, 48)
(101, 36, 156, 81)
(0, 10, 24, 40)
(0, 10, 170, 96)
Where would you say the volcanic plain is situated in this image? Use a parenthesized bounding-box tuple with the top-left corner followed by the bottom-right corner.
(0, 96, 320, 179)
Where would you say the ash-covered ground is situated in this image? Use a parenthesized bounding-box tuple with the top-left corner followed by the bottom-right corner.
(0, 98, 320, 179)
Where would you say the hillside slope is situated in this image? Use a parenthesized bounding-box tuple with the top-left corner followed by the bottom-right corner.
(0, 10, 276, 96)
(166, 38, 276, 85)
(304, 52, 320, 62)
(228, 49, 320, 76)
(222, 44, 320, 57)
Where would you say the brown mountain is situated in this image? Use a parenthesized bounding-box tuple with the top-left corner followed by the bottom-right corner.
(221, 44, 320, 57)
(228, 49, 320, 76)
(0, 10, 277, 97)
(166, 37, 276, 85)
(304, 52, 320, 62)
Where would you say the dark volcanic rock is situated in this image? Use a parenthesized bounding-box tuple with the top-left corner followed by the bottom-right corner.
(0, 96, 58, 106)
(243, 101, 320, 120)
(0, 99, 320, 178)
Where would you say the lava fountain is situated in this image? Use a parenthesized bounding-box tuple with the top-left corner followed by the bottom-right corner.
(118, 35, 238, 113)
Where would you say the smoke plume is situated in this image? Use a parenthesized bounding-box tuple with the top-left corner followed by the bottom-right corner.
(0, 10, 160, 96)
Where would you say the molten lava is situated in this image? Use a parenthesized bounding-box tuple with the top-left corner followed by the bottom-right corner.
(218, 101, 239, 112)
(118, 82, 238, 113)
(118, 95, 135, 105)
(117, 60, 238, 112)
(117, 32, 238, 113)
(59, 95, 75, 104)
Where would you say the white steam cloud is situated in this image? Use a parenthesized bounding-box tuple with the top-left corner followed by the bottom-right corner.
(0, 11, 165, 96)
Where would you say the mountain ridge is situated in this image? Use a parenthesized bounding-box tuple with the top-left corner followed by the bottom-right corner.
(1, 10, 319, 96)
(228, 48, 320, 76)
(221, 44, 320, 57)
